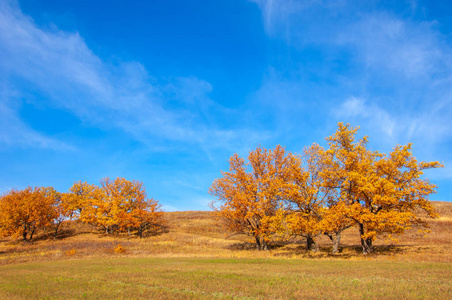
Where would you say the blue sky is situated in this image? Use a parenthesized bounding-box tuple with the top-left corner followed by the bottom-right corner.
(1, 0, 451, 211)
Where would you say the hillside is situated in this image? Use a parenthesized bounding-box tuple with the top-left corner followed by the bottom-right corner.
(0, 201, 451, 265)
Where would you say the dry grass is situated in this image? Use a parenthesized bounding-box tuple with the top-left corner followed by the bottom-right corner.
(0, 202, 451, 265)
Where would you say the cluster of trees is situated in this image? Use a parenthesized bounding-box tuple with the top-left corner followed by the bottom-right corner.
(209, 123, 443, 254)
(0, 177, 163, 242)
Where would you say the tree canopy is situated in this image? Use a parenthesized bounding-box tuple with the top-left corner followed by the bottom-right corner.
(209, 145, 297, 250)
(0, 186, 60, 242)
(68, 177, 164, 237)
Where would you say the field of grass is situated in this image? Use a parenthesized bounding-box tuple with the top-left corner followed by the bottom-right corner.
(0, 201, 451, 299)
(0, 257, 450, 299)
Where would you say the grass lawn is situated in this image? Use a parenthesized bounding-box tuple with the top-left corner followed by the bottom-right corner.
(0, 257, 451, 299)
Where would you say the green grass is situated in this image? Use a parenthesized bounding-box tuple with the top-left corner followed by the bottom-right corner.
(0, 257, 450, 299)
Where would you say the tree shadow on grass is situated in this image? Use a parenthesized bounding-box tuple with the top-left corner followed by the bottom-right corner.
(327, 244, 409, 258)
(373, 244, 406, 254)
(226, 240, 296, 251)
(226, 241, 258, 251)
(226, 242, 413, 258)
(94, 224, 169, 239)
(148, 224, 170, 236)
(324, 244, 408, 258)
(32, 229, 77, 242)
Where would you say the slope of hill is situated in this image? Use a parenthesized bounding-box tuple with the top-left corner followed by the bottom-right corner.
(0, 202, 451, 265)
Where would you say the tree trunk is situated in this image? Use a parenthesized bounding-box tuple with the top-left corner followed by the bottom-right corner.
(255, 236, 261, 250)
(262, 238, 268, 251)
(332, 233, 341, 254)
(326, 232, 342, 254)
(254, 236, 269, 250)
(306, 234, 318, 252)
(54, 222, 62, 239)
(29, 226, 36, 242)
(360, 237, 373, 254)
(138, 224, 144, 238)
(359, 223, 373, 254)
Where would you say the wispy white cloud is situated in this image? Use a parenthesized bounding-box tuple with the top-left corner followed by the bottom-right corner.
(0, 0, 263, 152)
(250, 0, 347, 40)
(337, 13, 451, 80)
(0, 83, 72, 150)
(337, 14, 452, 152)
(248, 0, 452, 187)
(251, 2, 452, 134)
(334, 95, 451, 178)
(335, 97, 396, 138)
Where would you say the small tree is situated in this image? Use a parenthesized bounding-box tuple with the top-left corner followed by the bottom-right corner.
(322, 123, 442, 254)
(63, 181, 99, 220)
(352, 143, 441, 253)
(209, 145, 297, 250)
(133, 197, 164, 238)
(274, 144, 333, 252)
(51, 190, 68, 239)
(0, 186, 59, 242)
(319, 201, 354, 254)
(69, 177, 164, 236)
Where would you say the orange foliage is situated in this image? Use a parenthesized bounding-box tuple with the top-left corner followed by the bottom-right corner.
(68, 177, 164, 237)
(0, 186, 60, 242)
(210, 123, 442, 254)
(272, 144, 332, 251)
(209, 145, 297, 250)
(321, 123, 443, 254)
(62, 181, 99, 220)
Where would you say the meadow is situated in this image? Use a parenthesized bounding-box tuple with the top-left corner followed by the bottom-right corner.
(0, 201, 451, 299)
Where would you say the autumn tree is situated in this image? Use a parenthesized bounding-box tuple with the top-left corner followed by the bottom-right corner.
(99, 177, 163, 236)
(133, 197, 164, 238)
(0, 186, 59, 242)
(69, 177, 163, 236)
(271, 143, 352, 254)
(209, 145, 297, 250)
(322, 123, 442, 254)
(271, 144, 333, 252)
(62, 181, 99, 221)
(318, 201, 354, 254)
(49, 189, 69, 239)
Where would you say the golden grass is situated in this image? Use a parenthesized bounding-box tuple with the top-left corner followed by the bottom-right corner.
(0, 201, 451, 265)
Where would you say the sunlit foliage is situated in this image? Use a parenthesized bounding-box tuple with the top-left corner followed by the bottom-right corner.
(209, 145, 297, 250)
(0, 186, 60, 242)
(322, 123, 442, 253)
(210, 123, 442, 253)
(69, 177, 164, 237)
(0, 178, 163, 241)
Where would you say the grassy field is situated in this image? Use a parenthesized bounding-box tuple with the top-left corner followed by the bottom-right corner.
(0, 201, 451, 299)
(0, 257, 450, 299)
